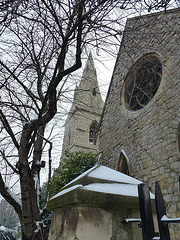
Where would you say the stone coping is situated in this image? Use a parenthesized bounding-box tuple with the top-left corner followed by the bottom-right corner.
(47, 185, 140, 211)
(48, 165, 155, 211)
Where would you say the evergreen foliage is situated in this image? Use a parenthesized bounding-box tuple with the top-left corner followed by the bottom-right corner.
(49, 151, 98, 198)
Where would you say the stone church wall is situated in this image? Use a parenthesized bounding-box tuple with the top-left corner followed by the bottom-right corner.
(99, 9, 180, 239)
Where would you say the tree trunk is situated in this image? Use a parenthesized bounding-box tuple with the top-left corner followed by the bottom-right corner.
(18, 124, 44, 240)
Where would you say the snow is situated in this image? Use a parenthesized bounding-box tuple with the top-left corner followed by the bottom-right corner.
(121, 149, 130, 163)
(52, 182, 155, 199)
(33, 172, 40, 208)
(124, 218, 141, 222)
(33, 173, 39, 190)
(51, 185, 83, 200)
(35, 160, 41, 166)
(61, 165, 98, 189)
(0, 226, 7, 232)
(51, 165, 155, 200)
(88, 165, 142, 185)
(83, 183, 139, 197)
(161, 215, 180, 222)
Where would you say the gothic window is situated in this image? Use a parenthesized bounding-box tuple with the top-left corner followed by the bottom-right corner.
(92, 87, 96, 96)
(118, 150, 130, 175)
(89, 121, 98, 144)
(177, 122, 180, 154)
(124, 55, 162, 111)
(67, 127, 71, 145)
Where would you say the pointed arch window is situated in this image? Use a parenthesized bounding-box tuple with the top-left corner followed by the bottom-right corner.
(118, 150, 130, 175)
(89, 121, 98, 144)
(177, 122, 180, 154)
(92, 87, 96, 96)
(67, 126, 71, 145)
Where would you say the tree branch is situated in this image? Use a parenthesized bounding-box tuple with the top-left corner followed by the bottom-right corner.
(0, 150, 19, 174)
(0, 171, 22, 215)
(0, 109, 20, 150)
(0, 60, 40, 111)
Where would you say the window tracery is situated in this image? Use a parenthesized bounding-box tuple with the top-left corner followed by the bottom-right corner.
(89, 121, 98, 144)
(124, 55, 162, 111)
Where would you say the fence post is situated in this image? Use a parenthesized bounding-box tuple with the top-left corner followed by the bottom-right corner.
(138, 183, 156, 240)
(155, 181, 170, 240)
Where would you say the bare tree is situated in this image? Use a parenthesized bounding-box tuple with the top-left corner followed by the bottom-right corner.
(0, 1, 179, 240)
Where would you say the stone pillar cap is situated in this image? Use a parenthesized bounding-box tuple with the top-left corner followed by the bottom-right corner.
(47, 165, 155, 210)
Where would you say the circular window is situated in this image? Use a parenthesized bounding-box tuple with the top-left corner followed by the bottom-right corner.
(124, 55, 162, 111)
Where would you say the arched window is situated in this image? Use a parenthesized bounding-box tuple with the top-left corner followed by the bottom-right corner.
(92, 87, 96, 96)
(118, 150, 130, 175)
(177, 122, 180, 154)
(89, 121, 98, 144)
(67, 126, 71, 145)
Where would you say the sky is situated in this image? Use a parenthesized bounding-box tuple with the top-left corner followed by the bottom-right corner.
(40, 50, 117, 184)
(1, 0, 180, 197)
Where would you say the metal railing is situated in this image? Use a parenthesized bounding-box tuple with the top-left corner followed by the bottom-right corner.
(122, 182, 180, 240)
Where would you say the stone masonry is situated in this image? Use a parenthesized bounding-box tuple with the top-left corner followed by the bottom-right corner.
(99, 9, 180, 239)
(61, 53, 104, 157)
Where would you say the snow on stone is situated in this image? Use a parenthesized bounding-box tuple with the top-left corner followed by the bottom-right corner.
(51, 185, 83, 200)
(52, 183, 155, 199)
(61, 165, 98, 189)
(88, 165, 142, 185)
(83, 183, 139, 197)
(121, 149, 130, 163)
(51, 165, 155, 200)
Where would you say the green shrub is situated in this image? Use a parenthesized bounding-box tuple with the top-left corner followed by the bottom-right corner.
(49, 151, 98, 198)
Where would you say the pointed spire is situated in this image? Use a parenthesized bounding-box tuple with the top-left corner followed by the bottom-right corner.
(84, 52, 95, 73)
(79, 52, 97, 90)
(74, 53, 104, 114)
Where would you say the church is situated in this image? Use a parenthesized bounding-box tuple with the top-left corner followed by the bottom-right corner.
(99, 8, 180, 239)
(48, 8, 180, 240)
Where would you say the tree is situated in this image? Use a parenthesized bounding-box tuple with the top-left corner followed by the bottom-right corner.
(49, 151, 98, 198)
(0, 1, 179, 240)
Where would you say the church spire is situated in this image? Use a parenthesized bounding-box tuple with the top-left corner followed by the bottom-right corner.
(74, 53, 104, 114)
(61, 53, 104, 157)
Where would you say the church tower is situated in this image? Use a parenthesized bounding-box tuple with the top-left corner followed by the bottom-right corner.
(61, 53, 104, 157)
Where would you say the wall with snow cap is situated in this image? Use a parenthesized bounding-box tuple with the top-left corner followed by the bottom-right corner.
(99, 9, 180, 240)
(48, 165, 150, 240)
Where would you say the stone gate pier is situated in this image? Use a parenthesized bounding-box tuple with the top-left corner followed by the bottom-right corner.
(47, 165, 156, 240)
